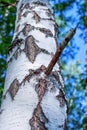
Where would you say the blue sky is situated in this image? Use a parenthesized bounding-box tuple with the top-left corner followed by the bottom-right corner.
(49, 0, 87, 68)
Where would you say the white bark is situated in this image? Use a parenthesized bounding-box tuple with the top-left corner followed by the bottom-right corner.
(0, 0, 67, 130)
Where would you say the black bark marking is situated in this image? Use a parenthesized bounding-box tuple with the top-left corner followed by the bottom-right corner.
(8, 79, 20, 100)
(56, 91, 66, 107)
(18, 11, 22, 21)
(45, 9, 52, 17)
(9, 38, 24, 52)
(12, 37, 23, 46)
(64, 119, 68, 130)
(39, 28, 53, 37)
(22, 24, 34, 36)
(18, 4, 31, 21)
(29, 104, 48, 130)
(29, 68, 48, 130)
(58, 124, 63, 128)
(32, 1, 47, 6)
(24, 3, 30, 9)
(23, 11, 30, 17)
(32, 11, 41, 23)
(24, 35, 39, 63)
(54, 23, 59, 47)
(14, 48, 21, 60)
(15, 24, 20, 32)
(20, 3, 24, 11)
(52, 71, 64, 87)
(20, 3, 34, 12)
(16, 0, 19, 5)
(22, 23, 53, 37)
(21, 65, 46, 85)
(0, 109, 4, 114)
(14, 49, 19, 60)
(49, 72, 68, 109)
(35, 79, 47, 103)
(24, 35, 50, 63)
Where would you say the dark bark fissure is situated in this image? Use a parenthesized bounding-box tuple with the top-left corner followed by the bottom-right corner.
(9, 38, 24, 51)
(51, 72, 68, 114)
(22, 24, 34, 36)
(64, 119, 68, 130)
(24, 35, 50, 63)
(48, 72, 68, 109)
(22, 23, 54, 38)
(3, 78, 20, 100)
(8, 79, 20, 100)
(19, 1, 47, 13)
(56, 91, 66, 107)
(15, 24, 20, 33)
(39, 28, 53, 37)
(29, 78, 48, 130)
(21, 65, 46, 85)
(32, 1, 47, 7)
(0, 109, 4, 114)
(33, 11, 41, 23)
(29, 103, 48, 130)
(17, 2, 52, 22)
(51, 71, 64, 89)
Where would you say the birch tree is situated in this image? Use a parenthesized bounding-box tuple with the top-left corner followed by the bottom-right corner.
(0, 0, 77, 130)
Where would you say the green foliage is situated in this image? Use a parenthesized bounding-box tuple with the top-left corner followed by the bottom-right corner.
(0, 0, 16, 104)
(0, 87, 3, 105)
(54, 0, 75, 11)
(61, 61, 87, 129)
(82, 116, 87, 130)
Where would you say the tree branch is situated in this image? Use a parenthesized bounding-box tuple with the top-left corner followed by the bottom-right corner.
(45, 25, 78, 75)
(0, 1, 15, 7)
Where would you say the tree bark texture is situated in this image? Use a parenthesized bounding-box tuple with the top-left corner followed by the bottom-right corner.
(0, 0, 68, 130)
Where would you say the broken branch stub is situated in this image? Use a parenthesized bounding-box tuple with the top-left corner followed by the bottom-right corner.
(45, 26, 77, 76)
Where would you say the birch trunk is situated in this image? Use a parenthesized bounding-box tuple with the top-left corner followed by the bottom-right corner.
(0, 0, 68, 130)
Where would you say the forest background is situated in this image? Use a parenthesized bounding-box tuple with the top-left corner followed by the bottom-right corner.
(0, 0, 87, 129)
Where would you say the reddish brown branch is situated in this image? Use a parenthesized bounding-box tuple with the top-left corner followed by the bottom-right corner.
(1, 1, 15, 7)
(45, 25, 78, 75)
